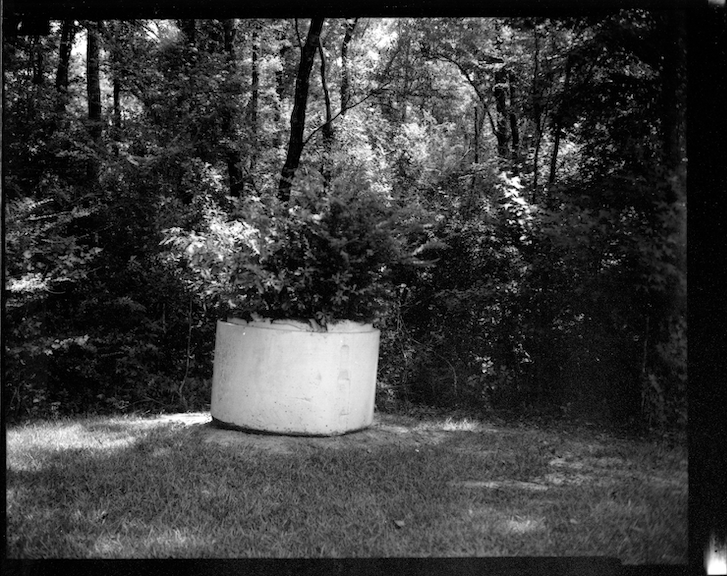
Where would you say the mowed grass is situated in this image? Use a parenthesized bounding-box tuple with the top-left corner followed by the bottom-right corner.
(6, 412, 687, 560)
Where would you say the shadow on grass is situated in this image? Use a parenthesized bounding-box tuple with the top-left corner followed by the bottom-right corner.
(7, 418, 242, 557)
(6, 413, 688, 561)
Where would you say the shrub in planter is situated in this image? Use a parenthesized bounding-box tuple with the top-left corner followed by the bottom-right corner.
(163, 176, 430, 434)
(164, 176, 421, 325)
(234, 186, 403, 326)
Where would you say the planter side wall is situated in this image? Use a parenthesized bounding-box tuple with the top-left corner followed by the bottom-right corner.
(211, 320, 379, 436)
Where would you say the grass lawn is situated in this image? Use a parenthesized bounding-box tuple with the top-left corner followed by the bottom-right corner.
(5, 411, 687, 560)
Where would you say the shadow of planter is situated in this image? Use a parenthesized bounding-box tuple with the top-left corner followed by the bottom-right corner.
(211, 318, 379, 436)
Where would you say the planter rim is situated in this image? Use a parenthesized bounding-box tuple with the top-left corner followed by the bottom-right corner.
(225, 317, 376, 333)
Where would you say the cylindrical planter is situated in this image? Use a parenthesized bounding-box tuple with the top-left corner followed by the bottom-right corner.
(211, 318, 379, 436)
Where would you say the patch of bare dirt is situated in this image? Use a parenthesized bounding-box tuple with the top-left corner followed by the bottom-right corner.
(203, 413, 463, 455)
(152, 412, 487, 455)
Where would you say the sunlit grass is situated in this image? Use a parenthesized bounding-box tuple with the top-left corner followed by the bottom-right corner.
(6, 412, 687, 560)
(428, 416, 482, 432)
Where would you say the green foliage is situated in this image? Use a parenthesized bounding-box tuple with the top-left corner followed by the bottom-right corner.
(4, 16, 685, 431)
(4, 133, 218, 421)
(163, 171, 424, 326)
(380, 172, 531, 409)
(512, 167, 685, 427)
(642, 315, 687, 430)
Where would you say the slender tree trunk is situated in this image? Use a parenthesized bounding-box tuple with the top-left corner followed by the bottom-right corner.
(86, 22, 103, 181)
(250, 29, 259, 134)
(278, 17, 325, 203)
(221, 19, 244, 196)
(547, 125, 560, 186)
(510, 110, 520, 156)
(223, 18, 237, 60)
(86, 23, 102, 142)
(103, 22, 125, 152)
(533, 129, 542, 192)
(466, 105, 482, 213)
(532, 25, 542, 191)
(179, 20, 196, 45)
(226, 155, 244, 197)
(248, 26, 260, 183)
(400, 34, 411, 123)
(660, 11, 687, 183)
(509, 71, 520, 175)
(658, 10, 687, 323)
(473, 106, 480, 165)
(112, 78, 122, 145)
(112, 40, 122, 139)
(340, 18, 358, 116)
(318, 42, 334, 192)
(549, 54, 573, 185)
(30, 36, 45, 86)
(493, 67, 510, 164)
(106, 76, 122, 158)
(55, 21, 76, 124)
(56, 21, 75, 97)
(273, 42, 290, 150)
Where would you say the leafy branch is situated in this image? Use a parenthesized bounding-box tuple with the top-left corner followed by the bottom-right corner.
(302, 82, 394, 149)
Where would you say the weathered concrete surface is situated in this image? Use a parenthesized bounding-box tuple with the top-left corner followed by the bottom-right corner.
(211, 319, 379, 436)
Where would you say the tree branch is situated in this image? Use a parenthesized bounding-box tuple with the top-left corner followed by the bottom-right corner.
(428, 50, 497, 135)
(294, 19, 303, 50)
(340, 17, 358, 115)
(302, 82, 392, 149)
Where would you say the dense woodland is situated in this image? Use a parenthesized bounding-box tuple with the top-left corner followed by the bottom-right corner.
(4, 14, 686, 430)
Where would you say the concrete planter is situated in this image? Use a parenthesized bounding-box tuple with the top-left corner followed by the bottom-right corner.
(211, 318, 379, 436)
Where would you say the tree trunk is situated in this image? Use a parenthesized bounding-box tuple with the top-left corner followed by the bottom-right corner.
(223, 18, 237, 59)
(221, 19, 244, 196)
(29, 35, 45, 86)
(278, 17, 325, 203)
(273, 42, 291, 150)
(103, 22, 125, 151)
(55, 20, 75, 96)
(532, 25, 542, 191)
(509, 71, 520, 175)
(340, 18, 358, 116)
(112, 77, 122, 136)
(248, 26, 260, 181)
(466, 105, 482, 214)
(319, 42, 334, 192)
(179, 20, 196, 45)
(549, 54, 573, 185)
(86, 23, 102, 142)
(473, 105, 480, 165)
(660, 11, 687, 183)
(55, 21, 76, 122)
(547, 124, 560, 186)
(400, 34, 411, 123)
(86, 22, 103, 181)
(250, 29, 259, 134)
(533, 128, 542, 192)
(657, 10, 687, 327)
(226, 157, 244, 197)
(493, 67, 511, 164)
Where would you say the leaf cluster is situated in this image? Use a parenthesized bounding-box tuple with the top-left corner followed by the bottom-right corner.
(164, 175, 426, 327)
